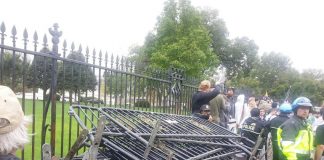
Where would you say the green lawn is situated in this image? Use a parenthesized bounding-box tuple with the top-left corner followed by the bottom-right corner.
(16, 99, 190, 159)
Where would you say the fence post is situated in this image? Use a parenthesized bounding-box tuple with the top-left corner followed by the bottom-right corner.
(49, 23, 62, 156)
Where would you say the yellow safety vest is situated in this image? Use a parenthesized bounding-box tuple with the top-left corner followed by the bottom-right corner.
(277, 124, 313, 160)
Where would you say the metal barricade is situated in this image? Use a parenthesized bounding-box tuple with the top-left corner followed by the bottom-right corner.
(67, 105, 251, 159)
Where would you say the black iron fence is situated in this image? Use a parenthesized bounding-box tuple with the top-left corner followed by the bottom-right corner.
(0, 22, 198, 159)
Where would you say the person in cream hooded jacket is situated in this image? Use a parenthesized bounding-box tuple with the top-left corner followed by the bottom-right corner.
(235, 94, 250, 132)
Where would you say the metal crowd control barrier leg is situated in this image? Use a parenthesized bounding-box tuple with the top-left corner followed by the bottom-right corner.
(42, 144, 51, 160)
(64, 129, 89, 160)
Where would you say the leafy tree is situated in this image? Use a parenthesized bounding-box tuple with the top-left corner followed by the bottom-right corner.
(229, 52, 295, 101)
(290, 70, 324, 106)
(200, 8, 228, 54)
(130, 0, 218, 77)
(255, 52, 291, 90)
(57, 50, 97, 96)
(301, 69, 324, 81)
(222, 37, 259, 79)
(269, 68, 299, 101)
(231, 52, 324, 105)
(26, 47, 52, 93)
(228, 76, 261, 97)
(1, 52, 28, 91)
(125, 0, 324, 106)
(200, 8, 229, 75)
(128, 45, 146, 73)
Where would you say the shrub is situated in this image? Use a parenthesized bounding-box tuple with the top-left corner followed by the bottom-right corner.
(134, 99, 150, 108)
(44, 94, 61, 101)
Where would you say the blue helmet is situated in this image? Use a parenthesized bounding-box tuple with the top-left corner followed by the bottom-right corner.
(279, 103, 292, 113)
(292, 97, 312, 111)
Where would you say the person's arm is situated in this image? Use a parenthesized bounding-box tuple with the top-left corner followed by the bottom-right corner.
(193, 113, 209, 120)
(197, 88, 220, 103)
(315, 126, 324, 160)
(315, 145, 324, 160)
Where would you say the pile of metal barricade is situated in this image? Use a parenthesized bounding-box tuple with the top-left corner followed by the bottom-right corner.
(67, 105, 251, 160)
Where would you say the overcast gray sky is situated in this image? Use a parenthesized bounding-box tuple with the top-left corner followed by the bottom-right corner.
(1, 0, 323, 72)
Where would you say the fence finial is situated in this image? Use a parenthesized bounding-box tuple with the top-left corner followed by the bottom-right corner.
(11, 26, 17, 47)
(0, 22, 5, 33)
(49, 23, 62, 55)
(78, 44, 82, 53)
(43, 34, 48, 48)
(99, 50, 102, 62)
(11, 26, 17, 36)
(23, 28, 28, 40)
(86, 46, 90, 63)
(63, 40, 67, 58)
(1, 22, 6, 44)
(105, 51, 108, 62)
(71, 42, 75, 52)
(93, 48, 96, 59)
(63, 40, 67, 49)
(33, 31, 38, 42)
(23, 28, 28, 49)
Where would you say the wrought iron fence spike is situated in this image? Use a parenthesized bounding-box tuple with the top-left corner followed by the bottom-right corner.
(63, 40, 67, 48)
(85, 46, 90, 63)
(92, 48, 96, 58)
(43, 34, 48, 47)
(86, 46, 89, 54)
(0, 22, 5, 33)
(105, 51, 108, 60)
(33, 31, 38, 42)
(71, 42, 75, 51)
(99, 50, 102, 59)
(78, 44, 82, 53)
(23, 28, 28, 39)
(92, 49, 96, 64)
(11, 25, 17, 36)
(62, 40, 67, 58)
(110, 53, 114, 68)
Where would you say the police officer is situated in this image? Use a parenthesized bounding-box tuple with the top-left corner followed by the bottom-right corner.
(193, 104, 213, 122)
(277, 97, 313, 160)
(264, 103, 292, 160)
(241, 108, 265, 148)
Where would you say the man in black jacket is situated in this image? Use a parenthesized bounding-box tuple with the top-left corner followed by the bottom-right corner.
(264, 103, 292, 160)
(191, 80, 220, 115)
